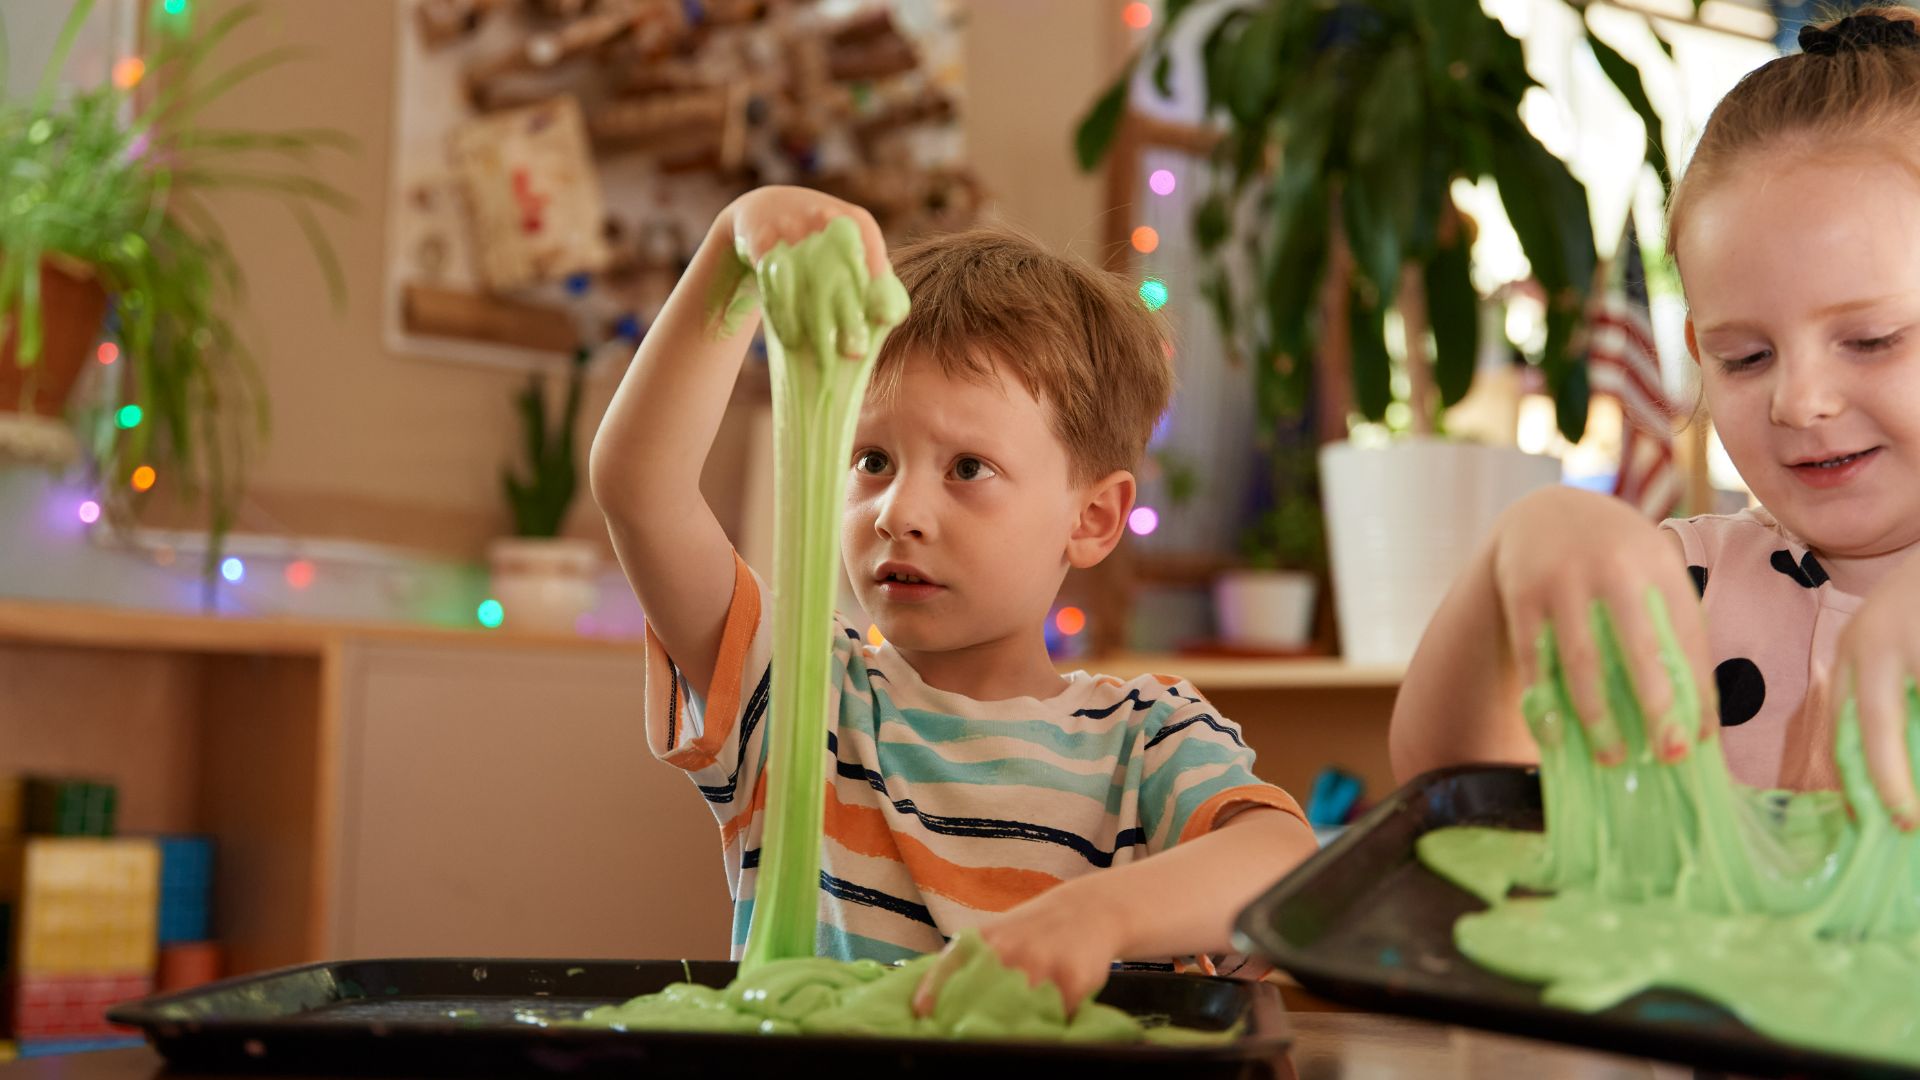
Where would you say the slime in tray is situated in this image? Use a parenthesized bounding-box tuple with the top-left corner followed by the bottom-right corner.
(576, 217, 1228, 1044)
(1417, 592, 1920, 1065)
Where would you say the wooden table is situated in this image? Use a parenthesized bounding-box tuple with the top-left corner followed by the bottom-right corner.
(0, 1013, 1688, 1078)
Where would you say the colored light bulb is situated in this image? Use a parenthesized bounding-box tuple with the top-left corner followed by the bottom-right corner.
(1128, 506, 1160, 536)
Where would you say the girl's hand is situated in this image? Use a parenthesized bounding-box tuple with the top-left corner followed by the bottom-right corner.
(1491, 487, 1716, 764)
(719, 186, 891, 360)
(911, 879, 1127, 1018)
(1833, 553, 1920, 828)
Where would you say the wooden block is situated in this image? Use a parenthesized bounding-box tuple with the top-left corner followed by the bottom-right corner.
(403, 284, 579, 353)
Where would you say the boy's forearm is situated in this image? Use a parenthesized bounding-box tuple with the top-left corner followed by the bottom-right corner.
(588, 207, 761, 695)
(1076, 808, 1317, 961)
(1388, 535, 1537, 781)
(589, 209, 760, 516)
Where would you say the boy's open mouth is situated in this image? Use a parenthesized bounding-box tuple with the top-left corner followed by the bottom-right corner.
(874, 562, 945, 599)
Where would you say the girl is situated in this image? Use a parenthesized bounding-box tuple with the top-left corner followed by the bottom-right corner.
(1391, 7, 1920, 824)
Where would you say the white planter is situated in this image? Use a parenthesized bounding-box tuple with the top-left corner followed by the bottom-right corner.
(1213, 570, 1318, 651)
(487, 537, 600, 634)
(1320, 439, 1560, 666)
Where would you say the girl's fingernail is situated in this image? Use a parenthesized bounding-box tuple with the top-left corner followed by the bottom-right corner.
(1596, 744, 1627, 767)
(1893, 804, 1920, 832)
(1658, 726, 1691, 763)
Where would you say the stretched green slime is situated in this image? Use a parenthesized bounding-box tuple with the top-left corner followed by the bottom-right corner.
(584, 217, 1228, 1044)
(1418, 592, 1920, 1065)
(736, 216, 909, 971)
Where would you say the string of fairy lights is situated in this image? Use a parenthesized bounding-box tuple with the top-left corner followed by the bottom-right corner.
(58, 0, 1180, 637)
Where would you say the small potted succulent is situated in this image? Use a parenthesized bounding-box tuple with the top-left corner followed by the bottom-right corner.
(490, 348, 598, 633)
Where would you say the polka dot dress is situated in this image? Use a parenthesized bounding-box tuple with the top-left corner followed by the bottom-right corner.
(1662, 507, 1861, 791)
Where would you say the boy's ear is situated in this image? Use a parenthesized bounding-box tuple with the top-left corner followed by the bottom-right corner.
(1684, 318, 1702, 365)
(1067, 469, 1136, 570)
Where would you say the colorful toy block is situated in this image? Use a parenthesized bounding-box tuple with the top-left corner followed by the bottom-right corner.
(155, 836, 213, 945)
(16, 838, 159, 976)
(12, 972, 151, 1039)
(157, 942, 223, 993)
(22, 779, 116, 838)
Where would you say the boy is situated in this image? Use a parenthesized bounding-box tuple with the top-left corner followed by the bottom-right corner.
(590, 186, 1316, 1008)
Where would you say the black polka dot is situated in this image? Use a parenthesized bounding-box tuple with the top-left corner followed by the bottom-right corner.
(1769, 549, 1830, 589)
(1688, 565, 1709, 598)
(1715, 658, 1766, 727)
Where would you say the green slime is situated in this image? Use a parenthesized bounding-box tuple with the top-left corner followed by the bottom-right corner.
(573, 928, 1230, 1045)
(738, 216, 909, 970)
(1418, 592, 1920, 1065)
(582, 216, 1228, 1043)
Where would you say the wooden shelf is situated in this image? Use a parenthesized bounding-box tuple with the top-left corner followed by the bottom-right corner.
(1071, 653, 1403, 691)
(0, 599, 646, 657)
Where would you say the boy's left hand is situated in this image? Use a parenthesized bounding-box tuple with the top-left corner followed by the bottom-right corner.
(1834, 551, 1920, 829)
(911, 877, 1129, 1017)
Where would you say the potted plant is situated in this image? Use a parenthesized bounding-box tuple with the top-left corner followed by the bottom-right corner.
(1078, 0, 1669, 663)
(490, 348, 598, 634)
(1, 0, 351, 578)
(1215, 444, 1326, 651)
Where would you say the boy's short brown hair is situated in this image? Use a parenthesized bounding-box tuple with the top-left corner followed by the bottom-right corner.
(870, 227, 1173, 485)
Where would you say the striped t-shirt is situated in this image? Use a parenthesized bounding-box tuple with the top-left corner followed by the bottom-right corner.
(643, 553, 1306, 968)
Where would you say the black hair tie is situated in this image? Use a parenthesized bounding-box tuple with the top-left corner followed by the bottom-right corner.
(1798, 13, 1920, 55)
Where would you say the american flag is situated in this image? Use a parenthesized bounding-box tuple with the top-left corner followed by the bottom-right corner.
(1587, 213, 1681, 519)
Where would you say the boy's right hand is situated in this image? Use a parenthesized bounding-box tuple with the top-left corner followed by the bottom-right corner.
(726, 186, 891, 284)
(1489, 487, 1716, 764)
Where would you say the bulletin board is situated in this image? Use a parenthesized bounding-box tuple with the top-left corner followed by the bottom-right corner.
(380, 0, 978, 372)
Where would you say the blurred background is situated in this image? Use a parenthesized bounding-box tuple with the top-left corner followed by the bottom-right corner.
(0, 0, 1807, 1057)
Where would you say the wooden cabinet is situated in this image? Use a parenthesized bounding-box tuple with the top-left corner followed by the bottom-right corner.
(0, 602, 731, 972)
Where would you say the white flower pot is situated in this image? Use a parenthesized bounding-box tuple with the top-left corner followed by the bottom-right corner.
(1213, 570, 1318, 651)
(486, 537, 600, 634)
(1320, 439, 1560, 666)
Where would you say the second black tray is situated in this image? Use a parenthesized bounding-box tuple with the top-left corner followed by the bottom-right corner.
(1234, 764, 1920, 1080)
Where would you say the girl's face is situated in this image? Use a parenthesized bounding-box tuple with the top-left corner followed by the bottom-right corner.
(1681, 150, 1920, 560)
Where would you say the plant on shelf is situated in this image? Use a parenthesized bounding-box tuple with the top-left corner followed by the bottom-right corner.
(0, 0, 352, 576)
(489, 347, 599, 635)
(501, 349, 587, 539)
(1076, 0, 1670, 443)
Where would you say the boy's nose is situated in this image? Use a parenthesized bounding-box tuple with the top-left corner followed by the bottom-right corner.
(873, 479, 932, 541)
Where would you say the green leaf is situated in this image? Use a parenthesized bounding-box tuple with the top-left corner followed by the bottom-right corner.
(1194, 190, 1230, 253)
(1152, 51, 1174, 99)
(1551, 327, 1592, 442)
(1350, 285, 1393, 422)
(1489, 112, 1595, 302)
(1345, 46, 1424, 304)
(1201, 9, 1252, 115)
(1074, 72, 1130, 172)
(1227, 7, 1287, 127)
(1585, 23, 1669, 191)
(1425, 226, 1479, 406)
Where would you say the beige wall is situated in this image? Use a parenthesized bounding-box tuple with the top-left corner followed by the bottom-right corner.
(195, 0, 1127, 557)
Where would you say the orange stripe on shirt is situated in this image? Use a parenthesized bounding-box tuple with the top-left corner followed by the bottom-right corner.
(824, 783, 1062, 912)
(1177, 783, 1307, 846)
(652, 553, 762, 772)
(720, 770, 770, 848)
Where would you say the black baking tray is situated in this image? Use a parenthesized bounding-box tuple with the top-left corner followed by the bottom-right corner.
(1235, 764, 1920, 1079)
(108, 956, 1289, 1078)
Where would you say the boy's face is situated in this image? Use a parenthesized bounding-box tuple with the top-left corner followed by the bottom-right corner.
(842, 353, 1091, 655)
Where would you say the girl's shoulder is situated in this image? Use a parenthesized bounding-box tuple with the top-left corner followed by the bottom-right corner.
(1660, 505, 1790, 563)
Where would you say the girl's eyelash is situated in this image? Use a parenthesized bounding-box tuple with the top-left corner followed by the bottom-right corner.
(1851, 333, 1903, 352)
(1722, 351, 1769, 372)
